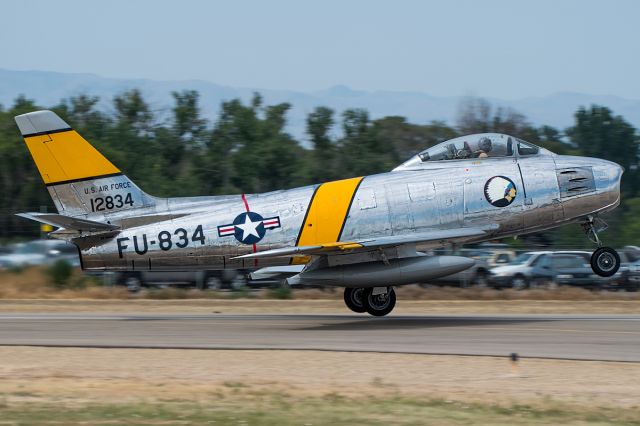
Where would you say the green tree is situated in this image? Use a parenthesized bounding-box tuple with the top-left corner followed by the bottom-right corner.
(172, 90, 206, 142)
(0, 96, 52, 238)
(113, 89, 153, 135)
(371, 117, 458, 164)
(456, 97, 533, 137)
(567, 105, 638, 194)
(306, 106, 336, 182)
(338, 109, 395, 177)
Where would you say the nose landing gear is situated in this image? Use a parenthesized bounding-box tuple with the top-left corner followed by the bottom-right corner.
(583, 216, 621, 277)
(343, 287, 396, 316)
(591, 247, 620, 277)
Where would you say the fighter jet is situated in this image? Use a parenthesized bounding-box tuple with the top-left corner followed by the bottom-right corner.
(14, 110, 623, 316)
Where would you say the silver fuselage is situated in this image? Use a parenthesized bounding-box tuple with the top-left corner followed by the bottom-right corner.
(73, 152, 622, 272)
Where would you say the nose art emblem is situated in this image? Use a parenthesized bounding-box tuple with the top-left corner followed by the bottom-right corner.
(484, 176, 517, 207)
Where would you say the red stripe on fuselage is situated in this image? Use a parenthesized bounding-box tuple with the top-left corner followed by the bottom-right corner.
(241, 193, 251, 213)
(240, 193, 258, 265)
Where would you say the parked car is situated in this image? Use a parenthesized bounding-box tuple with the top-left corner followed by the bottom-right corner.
(97, 269, 248, 292)
(427, 248, 492, 287)
(0, 240, 80, 269)
(489, 251, 606, 289)
(484, 249, 517, 268)
(470, 243, 517, 268)
(617, 258, 640, 292)
(569, 249, 637, 292)
(549, 253, 605, 289)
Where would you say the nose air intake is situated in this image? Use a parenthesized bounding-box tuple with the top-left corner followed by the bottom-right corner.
(556, 167, 596, 198)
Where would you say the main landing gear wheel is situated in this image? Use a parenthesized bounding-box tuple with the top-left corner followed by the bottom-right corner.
(583, 216, 620, 278)
(363, 287, 396, 317)
(343, 288, 366, 313)
(591, 247, 620, 277)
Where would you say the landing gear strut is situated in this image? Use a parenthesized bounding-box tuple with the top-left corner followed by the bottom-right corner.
(343, 287, 397, 316)
(583, 216, 620, 277)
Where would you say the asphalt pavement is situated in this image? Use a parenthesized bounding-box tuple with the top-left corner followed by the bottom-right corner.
(0, 313, 638, 361)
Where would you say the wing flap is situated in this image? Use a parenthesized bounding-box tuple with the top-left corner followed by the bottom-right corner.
(234, 226, 495, 260)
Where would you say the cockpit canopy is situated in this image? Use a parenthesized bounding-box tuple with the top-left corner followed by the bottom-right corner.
(395, 133, 547, 170)
(418, 134, 538, 161)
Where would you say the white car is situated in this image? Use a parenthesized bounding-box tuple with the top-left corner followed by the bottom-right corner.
(0, 240, 80, 269)
(489, 250, 615, 290)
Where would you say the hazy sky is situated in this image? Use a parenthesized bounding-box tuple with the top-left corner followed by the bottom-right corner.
(1, 0, 638, 99)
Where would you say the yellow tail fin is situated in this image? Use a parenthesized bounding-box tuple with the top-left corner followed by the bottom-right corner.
(15, 110, 120, 185)
(15, 110, 152, 217)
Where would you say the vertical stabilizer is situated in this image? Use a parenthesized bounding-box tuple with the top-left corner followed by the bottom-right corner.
(15, 110, 156, 217)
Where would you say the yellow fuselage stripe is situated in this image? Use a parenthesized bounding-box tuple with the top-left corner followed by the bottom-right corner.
(296, 176, 363, 246)
(24, 130, 120, 184)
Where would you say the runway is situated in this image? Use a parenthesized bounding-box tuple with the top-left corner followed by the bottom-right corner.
(0, 313, 639, 361)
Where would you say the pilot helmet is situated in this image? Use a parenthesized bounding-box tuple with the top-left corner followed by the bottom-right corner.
(478, 137, 492, 152)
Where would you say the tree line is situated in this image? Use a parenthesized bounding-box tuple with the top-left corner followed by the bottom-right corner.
(0, 90, 639, 246)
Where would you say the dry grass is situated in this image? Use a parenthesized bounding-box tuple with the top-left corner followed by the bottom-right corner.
(291, 283, 640, 301)
(0, 267, 129, 299)
(394, 284, 640, 301)
(1, 347, 639, 414)
(1, 266, 640, 302)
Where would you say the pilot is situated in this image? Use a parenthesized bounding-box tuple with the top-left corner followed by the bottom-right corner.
(475, 137, 493, 158)
(454, 141, 472, 159)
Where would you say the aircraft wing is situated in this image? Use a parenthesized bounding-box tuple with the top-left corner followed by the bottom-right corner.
(16, 212, 120, 232)
(234, 225, 497, 260)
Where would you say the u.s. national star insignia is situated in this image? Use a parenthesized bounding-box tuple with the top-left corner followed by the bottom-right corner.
(217, 212, 281, 244)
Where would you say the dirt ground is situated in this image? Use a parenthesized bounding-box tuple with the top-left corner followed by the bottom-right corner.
(0, 298, 639, 314)
(0, 347, 638, 410)
(1, 298, 639, 422)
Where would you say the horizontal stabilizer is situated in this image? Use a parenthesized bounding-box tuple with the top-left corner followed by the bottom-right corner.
(234, 226, 497, 260)
(16, 212, 120, 232)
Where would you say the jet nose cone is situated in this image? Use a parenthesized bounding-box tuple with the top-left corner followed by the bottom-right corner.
(596, 159, 623, 178)
(593, 159, 623, 206)
(606, 160, 624, 179)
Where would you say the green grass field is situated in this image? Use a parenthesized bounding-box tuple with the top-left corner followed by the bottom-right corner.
(1, 394, 639, 426)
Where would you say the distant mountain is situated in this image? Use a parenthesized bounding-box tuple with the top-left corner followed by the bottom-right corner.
(2, 68, 640, 142)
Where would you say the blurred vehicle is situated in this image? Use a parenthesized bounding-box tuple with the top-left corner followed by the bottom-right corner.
(470, 243, 517, 268)
(568, 250, 637, 292)
(0, 240, 80, 269)
(611, 251, 640, 292)
(484, 249, 517, 268)
(489, 251, 607, 289)
(625, 260, 640, 292)
(621, 246, 640, 263)
(549, 253, 605, 289)
(427, 248, 492, 287)
(98, 269, 248, 292)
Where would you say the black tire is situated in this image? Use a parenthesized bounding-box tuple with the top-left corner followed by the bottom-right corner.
(343, 288, 366, 313)
(626, 282, 640, 292)
(203, 273, 223, 290)
(363, 287, 396, 317)
(510, 275, 529, 290)
(472, 269, 489, 287)
(123, 273, 143, 293)
(591, 247, 620, 277)
(230, 273, 248, 290)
